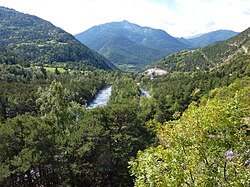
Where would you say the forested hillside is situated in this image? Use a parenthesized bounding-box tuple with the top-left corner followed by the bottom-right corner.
(0, 7, 116, 70)
(141, 27, 250, 123)
(154, 27, 249, 72)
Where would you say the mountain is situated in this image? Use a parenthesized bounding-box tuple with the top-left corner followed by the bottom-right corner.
(75, 20, 188, 71)
(0, 7, 117, 70)
(153, 27, 249, 73)
(177, 30, 239, 48)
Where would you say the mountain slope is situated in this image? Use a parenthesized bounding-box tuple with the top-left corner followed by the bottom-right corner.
(153, 27, 249, 73)
(75, 20, 188, 71)
(92, 34, 166, 71)
(177, 30, 239, 48)
(0, 6, 117, 70)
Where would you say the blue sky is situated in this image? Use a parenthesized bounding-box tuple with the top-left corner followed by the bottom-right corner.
(0, 0, 249, 37)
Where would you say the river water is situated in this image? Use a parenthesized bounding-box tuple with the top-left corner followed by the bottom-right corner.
(86, 86, 112, 109)
(87, 86, 150, 109)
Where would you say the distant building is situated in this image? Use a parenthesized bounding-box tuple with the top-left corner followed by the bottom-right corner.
(144, 68, 167, 78)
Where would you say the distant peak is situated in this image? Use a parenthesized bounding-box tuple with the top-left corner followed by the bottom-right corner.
(121, 20, 129, 23)
(119, 20, 131, 25)
(120, 20, 135, 26)
(185, 29, 238, 39)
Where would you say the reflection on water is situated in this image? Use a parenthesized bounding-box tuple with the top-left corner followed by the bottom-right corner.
(87, 86, 112, 109)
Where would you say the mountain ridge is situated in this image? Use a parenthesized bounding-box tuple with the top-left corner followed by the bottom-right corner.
(177, 29, 239, 48)
(75, 20, 188, 71)
(152, 27, 249, 73)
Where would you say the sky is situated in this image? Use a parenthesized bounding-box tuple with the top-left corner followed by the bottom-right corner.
(0, 0, 250, 37)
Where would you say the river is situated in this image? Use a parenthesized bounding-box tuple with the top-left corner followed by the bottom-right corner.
(86, 86, 112, 109)
(87, 86, 150, 109)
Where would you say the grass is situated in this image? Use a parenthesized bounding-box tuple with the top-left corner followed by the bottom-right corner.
(33, 65, 66, 73)
(44, 67, 66, 73)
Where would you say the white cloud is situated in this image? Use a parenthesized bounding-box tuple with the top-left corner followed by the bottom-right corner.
(171, 0, 250, 36)
(0, 0, 249, 37)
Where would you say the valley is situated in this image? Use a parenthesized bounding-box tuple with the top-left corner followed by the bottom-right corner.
(75, 21, 239, 71)
(0, 5, 249, 187)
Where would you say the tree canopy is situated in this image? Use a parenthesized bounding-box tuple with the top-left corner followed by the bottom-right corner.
(129, 77, 250, 187)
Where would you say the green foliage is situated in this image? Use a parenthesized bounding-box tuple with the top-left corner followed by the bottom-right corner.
(0, 81, 84, 186)
(0, 63, 115, 118)
(141, 53, 250, 123)
(109, 76, 140, 102)
(0, 74, 155, 186)
(78, 101, 153, 186)
(0, 114, 49, 185)
(129, 77, 250, 186)
(156, 42, 237, 72)
(0, 47, 28, 66)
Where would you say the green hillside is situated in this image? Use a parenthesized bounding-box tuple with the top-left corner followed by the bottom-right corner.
(0, 7, 117, 70)
(97, 35, 166, 71)
(154, 27, 249, 72)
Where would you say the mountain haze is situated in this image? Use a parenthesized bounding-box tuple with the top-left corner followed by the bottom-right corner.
(75, 20, 188, 71)
(0, 6, 117, 70)
(177, 29, 239, 48)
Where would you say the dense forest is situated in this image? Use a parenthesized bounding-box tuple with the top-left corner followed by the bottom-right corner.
(1, 56, 249, 186)
(0, 6, 249, 187)
(1, 49, 249, 186)
(130, 77, 250, 186)
(0, 68, 154, 186)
